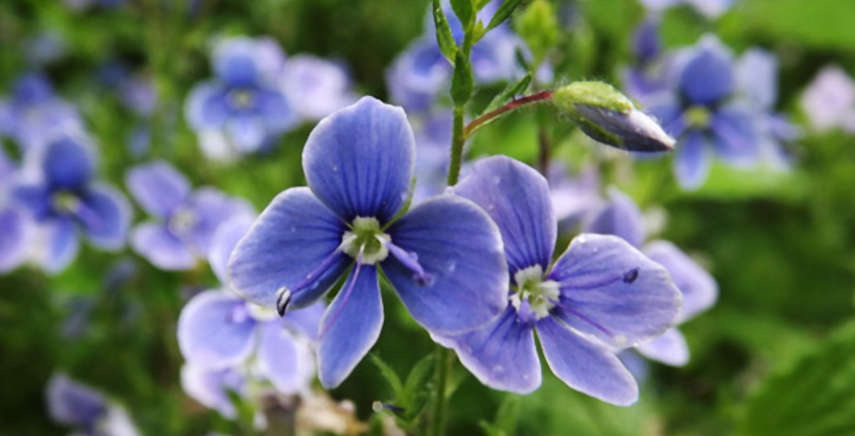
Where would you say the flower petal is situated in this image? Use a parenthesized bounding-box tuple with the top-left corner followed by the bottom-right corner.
(385, 194, 508, 334)
(0, 207, 28, 273)
(185, 82, 230, 130)
(674, 131, 711, 190)
(302, 96, 414, 223)
(710, 107, 760, 167)
(736, 48, 778, 110)
(536, 317, 638, 406)
(284, 300, 326, 341)
(42, 135, 94, 190)
(46, 373, 107, 426)
(453, 155, 556, 273)
(317, 266, 383, 388)
(584, 189, 646, 248)
(131, 222, 196, 270)
(226, 115, 268, 153)
(644, 240, 717, 322)
(636, 327, 689, 366)
(229, 187, 349, 308)
(444, 307, 541, 394)
(180, 364, 246, 419)
(208, 214, 256, 285)
(41, 217, 79, 274)
(177, 290, 257, 369)
(186, 188, 254, 256)
(80, 183, 132, 250)
(126, 161, 191, 219)
(547, 233, 682, 349)
(678, 36, 734, 106)
(256, 322, 315, 394)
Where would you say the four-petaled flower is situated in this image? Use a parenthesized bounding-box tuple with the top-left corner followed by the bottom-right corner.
(228, 97, 509, 388)
(437, 156, 681, 405)
(13, 134, 131, 273)
(126, 161, 252, 270)
(46, 372, 140, 436)
(585, 189, 718, 366)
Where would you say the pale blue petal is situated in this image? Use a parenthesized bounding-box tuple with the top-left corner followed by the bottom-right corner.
(0, 207, 28, 273)
(385, 194, 509, 334)
(636, 327, 689, 366)
(126, 161, 191, 219)
(644, 240, 717, 322)
(710, 107, 760, 167)
(302, 96, 414, 223)
(256, 322, 315, 394)
(42, 217, 79, 274)
(177, 290, 257, 369)
(186, 188, 253, 256)
(537, 317, 638, 406)
(584, 189, 646, 248)
(46, 373, 107, 426)
(131, 222, 196, 270)
(318, 266, 383, 388)
(80, 184, 131, 250)
(185, 82, 230, 130)
(226, 115, 268, 153)
(678, 36, 734, 105)
(180, 364, 246, 419)
(453, 156, 556, 273)
(675, 131, 711, 190)
(229, 187, 349, 308)
(208, 214, 255, 285)
(284, 300, 326, 341)
(736, 49, 778, 110)
(547, 233, 681, 349)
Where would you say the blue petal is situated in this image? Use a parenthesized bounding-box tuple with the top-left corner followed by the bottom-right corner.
(255, 88, 298, 131)
(636, 327, 689, 366)
(736, 49, 778, 110)
(80, 184, 131, 250)
(536, 317, 638, 406)
(674, 131, 711, 190)
(180, 364, 246, 419)
(385, 194, 509, 334)
(229, 187, 349, 308)
(46, 373, 108, 426)
(470, 30, 519, 83)
(547, 233, 682, 350)
(584, 189, 646, 249)
(281, 55, 356, 120)
(0, 207, 28, 273)
(126, 161, 191, 219)
(618, 350, 650, 383)
(453, 156, 556, 274)
(444, 307, 541, 394)
(678, 36, 734, 105)
(212, 37, 284, 86)
(225, 114, 268, 153)
(131, 222, 196, 270)
(12, 184, 52, 220)
(42, 135, 94, 190)
(41, 217, 79, 274)
(208, 214, 256, 285)
(185, 82, 230, 130)
(644, 240, 717, 322)
(284, 300, 326, 341)
(302, 96, 414, 223)
(385, 39, 449, 111)
(710, 107, 761, 167)
(256, 322, 315, 394)
(318, 266, 383, 388)
(186, 188, 253, 256)
(177, 290, 257, 369)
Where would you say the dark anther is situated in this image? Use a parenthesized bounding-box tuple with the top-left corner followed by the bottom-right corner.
(276, 287, 292, 317)
(622, 268, 640, 284)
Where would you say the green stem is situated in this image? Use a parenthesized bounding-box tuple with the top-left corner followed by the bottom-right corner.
(430, 346, 451, 436)
(446, 105, 467, 186)
(463, 90, 554, 140)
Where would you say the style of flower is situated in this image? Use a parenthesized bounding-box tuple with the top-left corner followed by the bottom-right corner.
(0, 73, 82, 150)
(185, 37, 297, 160)
(126, 161, 252, 270)
(585, 189, 718, 366)
(228, 97, 509, 388)
(437, 156, 682, 405)
(46, 372, 140, 436)
(800, 65, 855, 133)
(12, 134, 131, 273)
(637, 0, 733, 18)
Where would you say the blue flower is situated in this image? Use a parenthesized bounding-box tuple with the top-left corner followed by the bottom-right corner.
(0, 149, 29, 273)
(46, 372, 140, 436)
(800, 65, 855, 133)
(411, 110, 453, 203)
(180, 363, 251, 419)
(547, 162, 603, 226)
(585, 189, 718, 366)
(126, 161, 252, 270)
(0, 73, 82, 150)
(12, 134, 131, 273)
(228, 97, 509, 388)
(638, 0, 733, 18)
(280, 55, 358, 121)
(185, 37, 297, 159)
(437, 156, 682, 405)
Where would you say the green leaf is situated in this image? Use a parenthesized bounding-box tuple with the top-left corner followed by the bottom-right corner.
(486, 0, 524, 33)
(484, 73, 532, 113)
(432, 0, 458, 63)
(514, 0, 559, 66)
(451, 49, 473, 106)
(475, 0, 493, 10)
(401, 353, 436, 422)
(493, 395, 522, 435)
(451, 0, 474, 30)
(370, 354, 404, 399)
(738, 320, 855, 436)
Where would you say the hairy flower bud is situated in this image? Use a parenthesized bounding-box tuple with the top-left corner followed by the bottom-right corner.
(552, 81, 675, 152)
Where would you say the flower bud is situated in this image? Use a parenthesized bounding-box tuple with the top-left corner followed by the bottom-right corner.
(552, 81, 675, 152)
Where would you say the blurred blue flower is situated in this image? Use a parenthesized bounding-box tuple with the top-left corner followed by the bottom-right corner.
(280, 55, 358, 121)
(181, 363, 251, 419)
(186, 37, 297, 160)
(228, 97, 508, 388)
(386, 1, 525, 111)
(0, 73, 83, 150)
(585, 189, 718, 366)
(0, 149, 29, 273)
(436, 156, 681, 405)
(547, 162, 603, 227)
(638, 0, 733, 18)
(800, 65, 855, 133)
(125, 161, 252, 270)
(410, 110, 453, 203)
(24, 32, 67, 66)
(12, 134, 131, 273)
(47, 372, 140, 436)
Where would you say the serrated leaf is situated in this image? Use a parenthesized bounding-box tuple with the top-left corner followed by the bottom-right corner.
(738, 320, 855, 436)
(370, 354, 404, 399)
(432, 0, 457, 63)
(485, 73, 532, 113)
(451, 0, 474, 29)
(451, 49, 473, 105)
(486, 0, 524, 32)
(401, 353, 436, 422)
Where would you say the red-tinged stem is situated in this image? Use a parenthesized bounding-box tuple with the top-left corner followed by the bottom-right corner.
(463, 90, 555, 139)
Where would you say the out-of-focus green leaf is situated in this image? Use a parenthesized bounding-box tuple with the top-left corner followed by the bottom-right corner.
(451, 0, 474, 30)
(486, 0, 524, 33)
(480, 395, 522, 436)
(514, 0, 559, 66)
(401, 353, 436, 422)
(738, 320, 855, 436)
(432, 0, 458, 63)
(370, 354, 404, 399)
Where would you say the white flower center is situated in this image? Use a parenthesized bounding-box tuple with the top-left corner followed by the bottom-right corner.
(511, 265, 560, 320)
(339, 216, 390, 265)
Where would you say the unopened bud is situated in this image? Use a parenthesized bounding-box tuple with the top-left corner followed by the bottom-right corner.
(552, 81, 675, 152)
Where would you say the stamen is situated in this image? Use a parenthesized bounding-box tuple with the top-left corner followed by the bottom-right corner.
(274, 249, 344, 317)
(386, 242, 433, 285)
(319, 249, 365, 338)
(275, 287, 291, 317)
